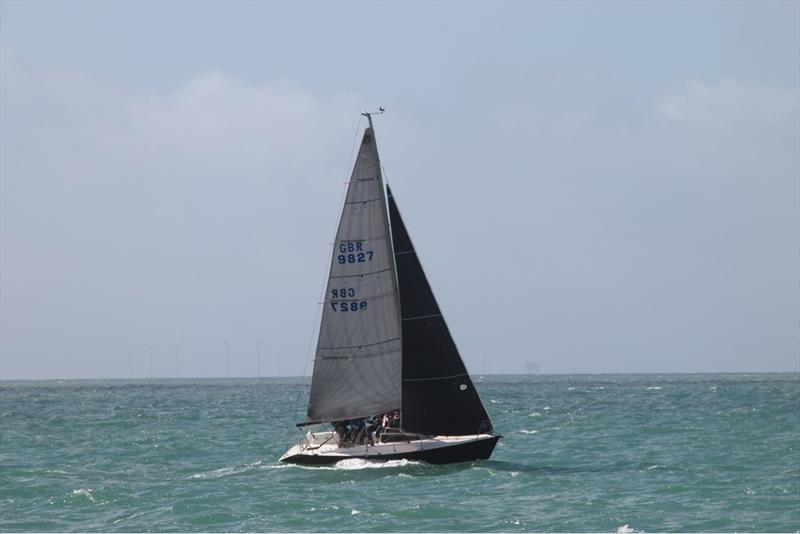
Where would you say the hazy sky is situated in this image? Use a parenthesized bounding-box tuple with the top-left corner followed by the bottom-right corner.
(1, 1, 798, 379)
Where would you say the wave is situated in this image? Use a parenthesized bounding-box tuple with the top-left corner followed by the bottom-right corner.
(519, 429, 539, 434)
(646, 386, 663, 390)
(189, 460, 266, 479)
(333, 458, 421, 470)
(71, 488, 96, 503)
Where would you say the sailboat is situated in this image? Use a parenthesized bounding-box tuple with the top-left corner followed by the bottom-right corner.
(279, 113, 499, 465)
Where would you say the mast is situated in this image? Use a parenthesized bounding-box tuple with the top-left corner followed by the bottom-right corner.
(362, 109, 405, 428)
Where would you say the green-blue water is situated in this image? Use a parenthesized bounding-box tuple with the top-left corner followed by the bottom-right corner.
(1, 374, 798, 532)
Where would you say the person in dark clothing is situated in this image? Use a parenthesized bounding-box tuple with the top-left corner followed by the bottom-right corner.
(352, 418, 366, 445)
(365, 415, 380, 445)
(389, 410, 401, 429)
(332, 421, 346, 446)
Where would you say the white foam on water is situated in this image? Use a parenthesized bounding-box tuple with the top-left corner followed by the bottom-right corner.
(616, 524, 638, 533)
(334, 458, 421, 470)
(190, 460, 265, 479)
(351, 509, 360, 515)
(520, 429, 539, 434)
(72, 488, 96, 503)
(190, 466, 237, 479)
(567, 387, 576, 390)
(543, 406, 550, 410)
(528, 412, 542, 417)
(259, 463, 292, 470)
(646, 464, 665, 470)
(646, 386, 662, 390)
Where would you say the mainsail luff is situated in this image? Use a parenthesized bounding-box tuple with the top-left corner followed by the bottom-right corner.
(304, 127, 402, 425)
(387, 186, 494, 436)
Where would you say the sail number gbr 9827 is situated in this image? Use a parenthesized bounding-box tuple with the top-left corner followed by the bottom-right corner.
(330, 288, 367, 312)
(331, 240, 374, 312)
(336, 241, 374, 265)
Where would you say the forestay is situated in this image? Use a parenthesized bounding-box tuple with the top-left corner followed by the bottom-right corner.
(305, 128, 402, 425)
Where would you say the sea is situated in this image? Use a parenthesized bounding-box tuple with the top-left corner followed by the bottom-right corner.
(1, 374, 798, 532)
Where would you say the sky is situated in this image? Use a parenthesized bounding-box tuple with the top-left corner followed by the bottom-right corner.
(1, 1, 798, 379)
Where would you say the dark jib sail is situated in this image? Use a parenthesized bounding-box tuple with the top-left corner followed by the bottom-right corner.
(387, 186, 493, 436)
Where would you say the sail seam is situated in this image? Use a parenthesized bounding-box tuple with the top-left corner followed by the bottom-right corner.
(329, 267, 391, 279)
(402, 313, 442, 321)
(317, 352, 397, 360)
(403, 373, 469, 382)
(317, 337, 401, 350)
(394, 250, 415, 256)
(337, 237, 384, 243)
(344, 197, 383, 205)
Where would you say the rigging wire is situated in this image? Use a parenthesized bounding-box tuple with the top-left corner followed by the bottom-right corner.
(292, 114, 365, 430)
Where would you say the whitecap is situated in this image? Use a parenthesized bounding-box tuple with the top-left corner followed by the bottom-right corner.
(646, 386, 662, 390)
(616, 524, 636, 533)
(351, 509, 360, 515)
(646, 464, 665, 470)
(567, 387, 576, 390)
(72, 488, 96, 503)
(190, 460, 264, 479)
(543, 406, 550, 410)
(528, 412, 542, 417)
(190, 466, 237, 479)
(519, 429, 539, 434)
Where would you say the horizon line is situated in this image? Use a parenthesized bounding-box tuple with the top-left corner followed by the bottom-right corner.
(1, 370, 798, 382)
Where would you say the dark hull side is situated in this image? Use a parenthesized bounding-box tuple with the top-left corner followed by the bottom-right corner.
(281, 435, 500, 466)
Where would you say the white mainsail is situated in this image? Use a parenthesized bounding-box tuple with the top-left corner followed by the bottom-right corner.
(305, 127, 402, 424)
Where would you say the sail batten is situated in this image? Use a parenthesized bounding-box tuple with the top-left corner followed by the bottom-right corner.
(304, 128, 402, 425)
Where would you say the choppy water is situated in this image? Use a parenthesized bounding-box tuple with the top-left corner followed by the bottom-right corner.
(1, 374, 798, 532)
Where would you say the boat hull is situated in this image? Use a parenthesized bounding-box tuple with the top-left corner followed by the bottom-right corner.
(279, 433, 500, 465)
